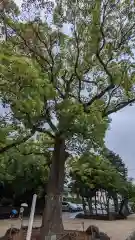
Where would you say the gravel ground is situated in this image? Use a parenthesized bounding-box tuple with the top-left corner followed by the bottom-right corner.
(0, 214, 135, 239)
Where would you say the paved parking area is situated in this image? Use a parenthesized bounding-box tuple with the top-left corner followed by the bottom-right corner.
(0, 214, 135, 239)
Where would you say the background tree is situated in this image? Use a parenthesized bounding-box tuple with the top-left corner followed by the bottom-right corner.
(102, 147, 128, 211)
(69, 152, 127, 214)
(1, 0, 135, 237)
(103, 148, 128, 180)
(70, 150, 135, 215)
(0, 135, 51, 205)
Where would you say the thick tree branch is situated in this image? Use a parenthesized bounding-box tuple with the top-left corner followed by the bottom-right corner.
(13, 101, 57, 137)
(74, 25, 81, 101)
(96, 52, 113, 84)
(0, 130, 35, 154)
(117, 23, 135, 49)
(84, 4, 135, 117)
(31, 23, 65, 99)
(82, 80, 98, 85)
(103, 98, 135, 117)
(44, 102, 58, 133)
(1, 15, 50, 69)
(84, 19, 114, 109)
(35, 126, 55, 138)
(85, 83, 114, 108)
(103, 82, 122, 116)
(31, 24, 54, 76)
(99, 1, 108, 52)
(64, 22, 81, 100)
(64, 74, 74, 98)
(83, 2, 128, 111)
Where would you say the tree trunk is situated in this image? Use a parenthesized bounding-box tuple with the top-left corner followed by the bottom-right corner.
(100, 190, 103, 215)
(113, 193, 119, 213)
(103, 191, 107, 212)
(82, 197, 87, 215)
(40, 135, 67, 240)
(106, 195, 110, 216)
(95, 194, 97, 215)
(87, 197, 93, 214)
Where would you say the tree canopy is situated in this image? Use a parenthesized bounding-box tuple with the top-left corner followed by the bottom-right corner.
(69, 152, 127, 196)
(0, 0, 135, 236)
(1, 0, 135, 155)
(69, 151, 135, 215)
(103, 147, 128, 180)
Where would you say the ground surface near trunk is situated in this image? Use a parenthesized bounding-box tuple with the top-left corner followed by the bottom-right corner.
(1, 226, 111, 240)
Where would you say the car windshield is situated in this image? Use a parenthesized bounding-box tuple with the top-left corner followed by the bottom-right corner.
(68, 203, 77, 207)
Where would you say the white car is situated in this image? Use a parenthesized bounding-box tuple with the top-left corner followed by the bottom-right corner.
(76, 204, 83, 211)
(62, 202, 78, 212)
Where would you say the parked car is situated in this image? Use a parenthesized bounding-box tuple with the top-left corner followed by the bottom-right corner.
(76, 204, 83, 211)
(62, 202, 78, 212)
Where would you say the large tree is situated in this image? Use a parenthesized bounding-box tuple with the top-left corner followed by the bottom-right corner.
(1, 0, 135, 238)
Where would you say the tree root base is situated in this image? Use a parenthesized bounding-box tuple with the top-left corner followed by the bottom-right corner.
(1, 226, 111, 240)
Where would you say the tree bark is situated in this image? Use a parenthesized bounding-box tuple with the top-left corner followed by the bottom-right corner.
(95, 194, 97, 215)
(106, 194, 110, 216)
(40, 135, 67, 240)
(87, 197, 93, 214)
(100, 190, 103, 215)
(82, 197, 87, 215)
(113, 193, 119, 213)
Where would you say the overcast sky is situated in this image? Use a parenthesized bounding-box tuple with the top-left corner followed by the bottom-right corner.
(15, 0, 21, 6)
(13, 0, 135, 178)
(106, 105, 135, 178)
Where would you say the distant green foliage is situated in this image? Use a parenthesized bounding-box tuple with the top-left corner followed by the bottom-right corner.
(69, 152, 135, 199)
(103, 148, 128, 180)
(69, 153, 125, 195)
(0, 136, 51, 201)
